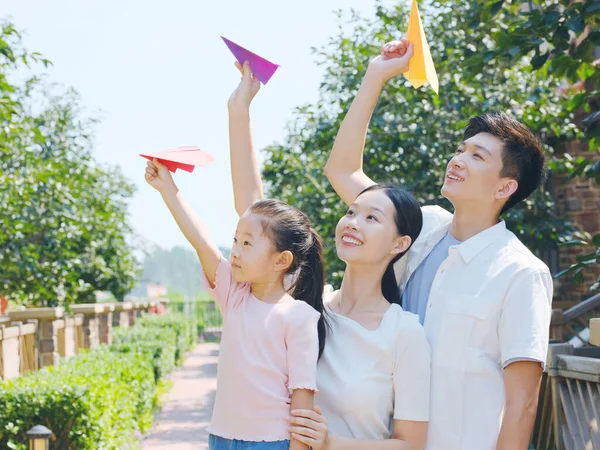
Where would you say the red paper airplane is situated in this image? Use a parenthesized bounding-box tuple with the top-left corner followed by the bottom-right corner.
(140, 146, 214, 173)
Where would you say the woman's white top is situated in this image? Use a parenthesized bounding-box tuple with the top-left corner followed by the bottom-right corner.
(315, 300, 431, 440)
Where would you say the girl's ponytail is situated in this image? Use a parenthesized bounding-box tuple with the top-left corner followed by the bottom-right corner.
(249, 200, 328, 358)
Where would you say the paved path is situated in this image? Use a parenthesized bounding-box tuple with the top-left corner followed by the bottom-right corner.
(142, 342, 219, 450)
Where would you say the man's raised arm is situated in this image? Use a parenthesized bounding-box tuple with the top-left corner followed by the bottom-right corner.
(324, 40, 413, 206)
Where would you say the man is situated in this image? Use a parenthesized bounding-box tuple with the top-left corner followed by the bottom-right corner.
(323, 40, 552, 450)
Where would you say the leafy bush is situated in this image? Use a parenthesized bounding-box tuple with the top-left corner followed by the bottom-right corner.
(112, 326, 177, 382)
(137, 313, 196, 364)
(0, 348, 154, 450)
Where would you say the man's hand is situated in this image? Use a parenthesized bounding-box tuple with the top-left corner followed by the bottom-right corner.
(366, 39, 414, 85)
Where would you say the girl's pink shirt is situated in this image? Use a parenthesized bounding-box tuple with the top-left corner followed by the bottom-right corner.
(202, 257, 320, 441)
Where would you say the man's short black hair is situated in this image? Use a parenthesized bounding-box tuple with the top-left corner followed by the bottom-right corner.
(463, 112, 546, 213)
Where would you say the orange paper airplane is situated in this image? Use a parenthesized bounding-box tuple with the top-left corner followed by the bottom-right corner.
(140, 146, 214, 173)
(404, 0, 439, 94)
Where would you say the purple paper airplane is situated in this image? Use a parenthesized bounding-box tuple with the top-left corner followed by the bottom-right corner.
(221, 36, 280, 85)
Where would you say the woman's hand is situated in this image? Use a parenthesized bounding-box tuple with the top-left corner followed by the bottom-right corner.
(289, 406, 330, 450)
(227, 60, 261, 111)
(366, 39, 414, 85)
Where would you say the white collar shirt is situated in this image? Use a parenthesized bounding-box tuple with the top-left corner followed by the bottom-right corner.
(394, 206, 553, 450)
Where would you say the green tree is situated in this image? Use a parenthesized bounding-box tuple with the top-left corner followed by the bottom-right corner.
(466, 0, 599, 289)
(141, 245, 204, 297)
(0, 22, 138, 306)
(262, 1, 574, 286)
(139, 244, 230, 297)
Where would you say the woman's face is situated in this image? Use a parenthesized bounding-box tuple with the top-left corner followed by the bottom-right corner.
(335, 189, 406, 266)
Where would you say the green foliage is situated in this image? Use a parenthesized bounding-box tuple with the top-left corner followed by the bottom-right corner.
(112, 326, 177, 382)
(262, 1, 574, 285)
(465, 0, 600, 290)
(557, 231, 600, 290)
(467, 0, 599, 149)
(137, 313, 196, 364)
(169, 292, 223, 338)
(0, 310, 196, 449)
(141, 246, 204, 297)
(196, 298, 223, 329)
(140, 245, 229, 298)
(0, 348, 154, 450)
(0, 21, 138, 306)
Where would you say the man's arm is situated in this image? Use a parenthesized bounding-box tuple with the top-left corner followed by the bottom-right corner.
(497, 268, 553, 449)
(324, 40, 413, 206)
(323, 72, 380, 206)
(496, 361, 543, 450)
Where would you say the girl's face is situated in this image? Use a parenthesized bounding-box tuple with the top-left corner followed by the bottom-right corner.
(335, 189, 407, 266)
(230, 212, 280, 283)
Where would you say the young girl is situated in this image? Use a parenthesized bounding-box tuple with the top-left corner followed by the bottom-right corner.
(228, 60, 431, 449)
(145, 149, 327, 449)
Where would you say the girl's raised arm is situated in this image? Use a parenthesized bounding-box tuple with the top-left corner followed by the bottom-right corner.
(228, 61, 264, 217)
(145, 159, 221, 285)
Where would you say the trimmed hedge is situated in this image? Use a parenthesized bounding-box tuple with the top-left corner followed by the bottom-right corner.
(0, 348, 154, 450)
(137, 313, 196, 364)
(112, 326, 177, 382)
(0, 310, 196, 450)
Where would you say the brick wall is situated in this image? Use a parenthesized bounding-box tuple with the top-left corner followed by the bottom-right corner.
(553, 140, 600, 307)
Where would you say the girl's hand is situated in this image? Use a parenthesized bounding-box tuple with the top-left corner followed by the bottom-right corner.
(228, 60, 261, 111)
(144, 159, 176, 194)
(289, 406, 330, 450)
(366, 39, 414, 85)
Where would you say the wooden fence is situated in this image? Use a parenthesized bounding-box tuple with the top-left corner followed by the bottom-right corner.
(0, 322, 38, 380)
(551, 292, 600, 345)
(533, 344, 600, 450)
(0, 299, 169, 382)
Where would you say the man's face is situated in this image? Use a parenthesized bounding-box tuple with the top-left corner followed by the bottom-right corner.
(441, 132, 514, 209)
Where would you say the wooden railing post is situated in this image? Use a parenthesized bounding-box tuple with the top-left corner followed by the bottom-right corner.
(60, 317, 77, 358)
(74, 314, 84, 354)
(137, 301, 149, 318)
(547, 343, 574, 450)
(8, 307, 65, 369)
(551, 308, 565, 342)
(18, 323, 38, 375)
(590, 318, 600, 346)
(98, 304, 114, 345)
(0, 326, 20, 380)
(128, 303, 137, 326)
(56, 319, 66, 357)
(70, 304, 104, 349)
(112, 302, 133, 328)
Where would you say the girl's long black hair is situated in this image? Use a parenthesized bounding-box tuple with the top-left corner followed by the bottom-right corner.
(250, 199, 328, 358)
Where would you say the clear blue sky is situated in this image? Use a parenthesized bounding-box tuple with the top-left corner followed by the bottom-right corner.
(3, 0, 396, 251)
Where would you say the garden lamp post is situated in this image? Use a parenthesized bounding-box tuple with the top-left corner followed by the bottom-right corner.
(26, 425, 52, 450)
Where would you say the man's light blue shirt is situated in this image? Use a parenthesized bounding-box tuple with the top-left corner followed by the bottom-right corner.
(401, 232, 461, 324)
